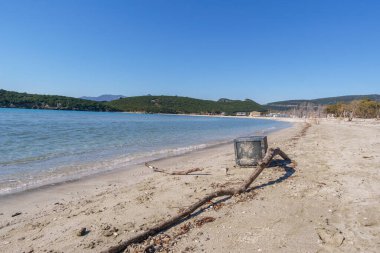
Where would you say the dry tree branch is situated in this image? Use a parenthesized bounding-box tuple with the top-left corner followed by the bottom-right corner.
(103, 147, 292, 253)
(145, 163, 204, 175)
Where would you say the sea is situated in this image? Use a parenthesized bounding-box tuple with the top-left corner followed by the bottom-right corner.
(0, 108, 291, 195)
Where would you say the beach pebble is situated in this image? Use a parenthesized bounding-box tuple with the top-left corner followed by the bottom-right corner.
(77, 227, 88, 236)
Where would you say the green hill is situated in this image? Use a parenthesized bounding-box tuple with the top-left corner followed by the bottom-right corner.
(266, 94, 380, 110)
(0, 90, 265, 115)
(108, 95, 265, 115)
(0, 89, 119, 112)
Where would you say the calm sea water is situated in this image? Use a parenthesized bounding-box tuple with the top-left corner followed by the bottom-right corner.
(0, 108, 291, 195)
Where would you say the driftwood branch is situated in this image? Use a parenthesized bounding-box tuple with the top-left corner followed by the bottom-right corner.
(103, 147, 292, 253)
(145, 163, 204, 175)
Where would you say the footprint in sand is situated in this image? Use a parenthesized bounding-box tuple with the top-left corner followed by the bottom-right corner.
(316, 226, 345, 247)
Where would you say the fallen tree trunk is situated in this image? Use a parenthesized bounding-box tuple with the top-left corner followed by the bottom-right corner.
(145, 163, 204, 175)
(103, 147, 292, 253)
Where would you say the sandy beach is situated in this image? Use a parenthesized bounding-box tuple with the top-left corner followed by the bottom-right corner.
(1, 119, 379, 253)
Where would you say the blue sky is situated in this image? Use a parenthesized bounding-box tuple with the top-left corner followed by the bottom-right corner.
(0, 0, 379, 103)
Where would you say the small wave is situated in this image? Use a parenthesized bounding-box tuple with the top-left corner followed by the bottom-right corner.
(0, 141, 231, 196)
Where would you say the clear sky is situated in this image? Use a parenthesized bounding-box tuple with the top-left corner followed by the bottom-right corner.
(0, 0, 379, 103)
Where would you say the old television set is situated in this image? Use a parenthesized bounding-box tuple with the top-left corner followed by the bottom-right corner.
(234, 136, 268, 167)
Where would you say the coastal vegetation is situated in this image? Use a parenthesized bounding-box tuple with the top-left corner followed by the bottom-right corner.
(325, 99, 380, 119)
(266, 94, 380, 111)
(0, 89, 119, 112)
(268, 99, 380, 119)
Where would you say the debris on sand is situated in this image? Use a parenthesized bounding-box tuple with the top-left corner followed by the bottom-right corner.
(195, 217, 216, 227)
(77, 227, 88, 236)
(11, 212, 22, 217)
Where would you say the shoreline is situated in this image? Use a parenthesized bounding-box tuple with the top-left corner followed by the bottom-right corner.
(0, 123, 296, 205)
(0, 120, 292, 198)
(0, 140, 230, 199)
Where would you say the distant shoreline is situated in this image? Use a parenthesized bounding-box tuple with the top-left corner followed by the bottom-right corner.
(1, 107, 273, 120)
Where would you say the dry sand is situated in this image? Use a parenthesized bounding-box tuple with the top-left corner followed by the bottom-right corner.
(0, 119, 379, 253)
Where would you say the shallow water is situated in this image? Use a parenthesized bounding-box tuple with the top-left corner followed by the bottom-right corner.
(0, 108, 291, 195)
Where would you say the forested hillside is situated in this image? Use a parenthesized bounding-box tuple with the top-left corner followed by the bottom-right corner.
(0, 90, 265, 115)
(0, 89, 119, 112)
(108, 96, 265, 115)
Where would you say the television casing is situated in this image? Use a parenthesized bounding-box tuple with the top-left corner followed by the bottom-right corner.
(234, 136, 268, 167)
